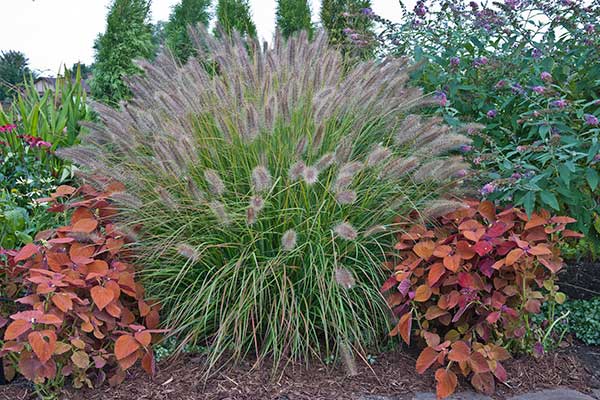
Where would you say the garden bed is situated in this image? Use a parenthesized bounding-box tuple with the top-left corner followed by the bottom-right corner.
(560, 261, 600, 300)
(1, 344, 598, 400)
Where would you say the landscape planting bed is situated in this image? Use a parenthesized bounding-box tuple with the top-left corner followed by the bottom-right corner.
(1, 344, 598, 400)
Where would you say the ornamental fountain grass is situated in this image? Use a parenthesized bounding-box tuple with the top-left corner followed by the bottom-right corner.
(60, 28, 474, 370)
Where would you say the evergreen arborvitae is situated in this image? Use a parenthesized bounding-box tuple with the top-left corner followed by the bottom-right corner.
(276, 0, 314, 39)
(91, 0, 155, 104)
(215, 0, 257, 38)
(320, 0, 374, 58)
(165, 0, 211, 63)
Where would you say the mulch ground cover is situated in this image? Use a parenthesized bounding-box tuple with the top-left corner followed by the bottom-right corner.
(1, 343, 598, 400)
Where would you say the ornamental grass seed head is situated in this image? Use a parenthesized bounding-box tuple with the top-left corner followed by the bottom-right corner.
(60, 27, 469, 370)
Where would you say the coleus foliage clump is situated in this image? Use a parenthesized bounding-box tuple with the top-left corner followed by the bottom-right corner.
(381, 200, 582, 399)
(0, 183, 162, 390)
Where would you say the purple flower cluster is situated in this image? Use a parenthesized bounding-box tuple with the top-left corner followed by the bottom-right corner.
(511, 83, 525, 95)
(414, 1, 428, 17)
(584, 114, 599, 126)
(480, 182, 496, 195)
(540, 71, 552, 82)
(450, 56, 460, 67)
(531, 48, 543, 59)
(361, 7, 374, 16)
(551, 99, 568, 108)
(531, 86, 545, 94)
(435, 91, 448, 107)
(487, 109, 497, 118)
(473, 56, 488, 67)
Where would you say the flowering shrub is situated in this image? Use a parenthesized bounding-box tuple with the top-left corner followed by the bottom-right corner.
(59, 29, 473, 369)
(0, 183, 161, 394)
(363, 0, 600, 255)
(381, 200, 580, 398)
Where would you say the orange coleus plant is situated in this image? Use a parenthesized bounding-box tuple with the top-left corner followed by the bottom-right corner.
(0, 183, 163, 388)
(381, 200, 582, 399)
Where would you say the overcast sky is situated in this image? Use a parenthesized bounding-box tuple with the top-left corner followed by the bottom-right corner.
(0, 0, 414, 75)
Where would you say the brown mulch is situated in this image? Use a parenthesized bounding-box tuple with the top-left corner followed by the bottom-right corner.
(559, 260, 600, 300)
(0, 344, 598, 400)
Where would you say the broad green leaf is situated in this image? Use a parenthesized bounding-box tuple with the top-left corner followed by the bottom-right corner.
(540, 191, 560, 210)
(586, 168, 599, 191)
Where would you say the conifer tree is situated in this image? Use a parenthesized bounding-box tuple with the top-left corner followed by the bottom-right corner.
(91, 0, 155, 104)
(165, 0, 211, 63)
(320, 0, 374, 58)
(215, 0, 257, 38)
(276, 0, 314, 39)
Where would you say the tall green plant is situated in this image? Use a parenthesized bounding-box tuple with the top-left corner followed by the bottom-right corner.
(91, 0, 155, 104)
(165, 0, 212, 63)
(0, 66, 91, 171)
(276, 0, 314, 39)
(320, 0, 374, 58)
(61, 29, 472, 369)
(215, 0, 257, 38)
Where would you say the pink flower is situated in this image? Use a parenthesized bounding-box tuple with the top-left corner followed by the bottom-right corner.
(540, 71, 552, 82)
(584, 114, 599, 126)
(0, 124, 17, 133)
(480, 182, 496, 196)
(531, 86, 545, 94)
(435, 91, 448, 107)
(36, 141, 52, 148)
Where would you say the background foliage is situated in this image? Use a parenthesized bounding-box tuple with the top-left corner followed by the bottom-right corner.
(276, 0, 314, 39)
(215, 0, 257, 38)
(365, 0, 600, 255)
(0, 67, 91, 249)
(91, 0, 155, 104)
(164, 0, 211, 63)
(0, 50, 35, 102)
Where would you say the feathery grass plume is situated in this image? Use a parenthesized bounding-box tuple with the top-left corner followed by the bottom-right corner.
(315, 152, 335, 171)
(250, 195, 264, 212)
(61, 27, 468, 371)
(339, 340, 358, 377)
(109, 192, 143, 209)
(366, 144, 391, 167)
(157, 187, 178, 209)
(289, 160, 305, 181)
(381, 156, 419, 180)
(334, 222, 358, 240)
(281, 229, 298, 251)
(176, 243, 200, 262)
(302, 166, 319, 185)
(363, 225, 387, 237)
(209, 200, 230, 225)
(422, 199, 469, 219)
(186, 177, 206, 203)
(335, 267, 356, 289)
(333, 173, 355, 193)
(246, 206, 257, 225)
(204, 169, 225, 196)
(422, 134, 472, 157)
(336, 190, 357, 205)
(339, 161, 363, 177)
(251, 165, 272, 193)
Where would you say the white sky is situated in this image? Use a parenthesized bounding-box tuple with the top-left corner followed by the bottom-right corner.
(0, 0, 413, 75)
